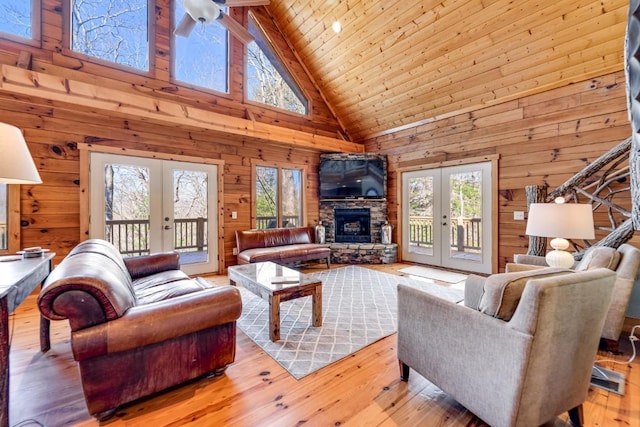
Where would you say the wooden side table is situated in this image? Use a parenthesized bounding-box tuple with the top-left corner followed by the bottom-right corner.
(0, 252, 55, 427)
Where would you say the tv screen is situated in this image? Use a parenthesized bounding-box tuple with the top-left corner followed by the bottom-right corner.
(319, 157, 386, 199)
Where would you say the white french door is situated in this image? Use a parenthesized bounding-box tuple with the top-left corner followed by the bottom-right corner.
(401, 162, 492, 274)
(89, 153, 218, 275)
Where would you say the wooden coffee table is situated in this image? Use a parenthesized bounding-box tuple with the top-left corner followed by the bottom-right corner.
(228, 261, 322, 341)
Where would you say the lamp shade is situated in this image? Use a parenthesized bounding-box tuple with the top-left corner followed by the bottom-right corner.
(0, 123, 42, 184)
(525, 203, 595, 240)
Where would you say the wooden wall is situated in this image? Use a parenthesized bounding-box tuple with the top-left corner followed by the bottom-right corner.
(363, 70, 640, 271)
(0, 1, 346, 267)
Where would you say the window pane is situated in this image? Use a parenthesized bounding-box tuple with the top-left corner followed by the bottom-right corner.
(173, 3, 229, 92)
(104, 163, 150, 255)
(281, 168, 302, 227)
(255, 166, 278, 229)
(71, 0, 149, 71)
(0, 184, 7, 251)
(0, 1, 32, 39)
(247, 15, 308, 114)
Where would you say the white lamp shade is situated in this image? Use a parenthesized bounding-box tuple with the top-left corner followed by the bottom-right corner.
(0, 123, 42, 184)
(525, 203, 595, 240)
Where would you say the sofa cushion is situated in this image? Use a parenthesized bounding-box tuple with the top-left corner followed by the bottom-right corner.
(478, 267, 572, 321)
(133, 270, 210, 305)
(575, 246, 621, 271)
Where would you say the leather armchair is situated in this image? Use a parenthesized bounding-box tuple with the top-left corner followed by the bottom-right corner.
(398, 269, 616, 427)
(38, 239, 242, 419)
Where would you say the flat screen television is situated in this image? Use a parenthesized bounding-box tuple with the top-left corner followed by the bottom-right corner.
(319, 157, 386, 199)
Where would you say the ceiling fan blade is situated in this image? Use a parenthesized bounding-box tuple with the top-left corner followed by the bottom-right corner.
(218, 12, 255, 44)
(174, 13, 197, 37)
(217, 0, 270, 6)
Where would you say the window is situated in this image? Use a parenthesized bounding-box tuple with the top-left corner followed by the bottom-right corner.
(253, 162, 305, 229)
(69, 0, 150, 72)
(0, 0, 40, 44)
(172, 2, 229, 93)
(0, 184, 20, 254)
(246, 13, 308, 114)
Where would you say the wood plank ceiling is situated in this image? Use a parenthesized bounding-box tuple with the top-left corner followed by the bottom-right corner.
(265, 0, 628, 142)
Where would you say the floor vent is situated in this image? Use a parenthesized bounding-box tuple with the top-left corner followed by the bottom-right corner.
(591, 366, 625, 395)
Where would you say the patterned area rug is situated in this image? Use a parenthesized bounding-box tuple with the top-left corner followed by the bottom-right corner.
(231, 265, 464, 379)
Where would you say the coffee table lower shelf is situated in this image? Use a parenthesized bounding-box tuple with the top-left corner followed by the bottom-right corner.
(228, 262, 323, 341)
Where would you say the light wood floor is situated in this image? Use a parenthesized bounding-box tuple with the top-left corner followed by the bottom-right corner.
(8, 263, 640, 426)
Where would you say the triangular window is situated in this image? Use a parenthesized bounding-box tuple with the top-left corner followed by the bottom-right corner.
(246, 12, 308, 115)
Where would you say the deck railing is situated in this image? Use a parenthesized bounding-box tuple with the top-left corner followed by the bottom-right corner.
(255, 216, 301, 229)
(0, 222, 6, 250)
(408, 216, 481, 251)
(105, 218, 207, 256)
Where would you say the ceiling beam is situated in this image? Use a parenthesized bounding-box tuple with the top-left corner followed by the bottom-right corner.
(0, 64, 364, 154)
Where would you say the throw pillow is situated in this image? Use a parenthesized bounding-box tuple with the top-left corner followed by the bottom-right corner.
(575, 246, 621, 271)
(477, 267, 572, 321)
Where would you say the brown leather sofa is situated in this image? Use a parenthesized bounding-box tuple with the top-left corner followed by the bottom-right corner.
(235, 226, 330, 267)
(37, 239, 242, 419)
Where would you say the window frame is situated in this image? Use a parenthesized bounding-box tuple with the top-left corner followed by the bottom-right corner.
(169, 1, 231, 95)
(62, 0, 156, 77)
(0, 185, 21, 255)
(0, 0, 42, 48)
(245, 11, 309, 116)
(251, 159, 307, 229)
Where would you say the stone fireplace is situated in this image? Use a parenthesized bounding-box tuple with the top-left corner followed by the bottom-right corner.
(334, 208, 371, 243)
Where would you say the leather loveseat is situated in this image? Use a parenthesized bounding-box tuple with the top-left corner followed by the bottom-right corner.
(235, 226, 330, 267)
(37, 239, 242, 419)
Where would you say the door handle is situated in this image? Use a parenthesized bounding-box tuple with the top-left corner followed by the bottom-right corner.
(164, 225, 172, 230)
(442, 222, 447, 226)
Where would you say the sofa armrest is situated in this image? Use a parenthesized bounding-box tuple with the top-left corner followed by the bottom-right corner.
(72, 286, 242, 361)
(463, 275, 485, 309)
(504, 263, 545, 273)
(513, 254, 549, 266)
(124, 252, 181, 280)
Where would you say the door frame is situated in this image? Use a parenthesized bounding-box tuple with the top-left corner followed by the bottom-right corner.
(397, 154, 499, 274)
(78, 144, 225, 273)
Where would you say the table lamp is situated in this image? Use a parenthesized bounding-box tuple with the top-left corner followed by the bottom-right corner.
(525, 199, 595, 268)
(0, 122, 42, 184)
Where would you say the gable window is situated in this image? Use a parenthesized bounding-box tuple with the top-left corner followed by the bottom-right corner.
(246, 13, 308, 115)
(69, 0, 150, 72)
(253, 162, 305, 229)
(0, 0, 41, 45)
(172, 1, 229, 93)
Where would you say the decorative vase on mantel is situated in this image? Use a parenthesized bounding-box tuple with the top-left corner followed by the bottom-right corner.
(381, 220, 393, 245)
(315, 221, 326, 244)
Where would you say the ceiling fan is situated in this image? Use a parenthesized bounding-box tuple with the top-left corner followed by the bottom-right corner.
(175, 0, 270, 45)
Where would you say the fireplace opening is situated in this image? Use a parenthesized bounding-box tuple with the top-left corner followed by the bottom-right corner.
(334, 208, 371, 243)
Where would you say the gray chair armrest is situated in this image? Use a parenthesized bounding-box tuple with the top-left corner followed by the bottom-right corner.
(505, 263, 545, 273)
(513, 254, 549, 266)
(463, 275, 485, 309)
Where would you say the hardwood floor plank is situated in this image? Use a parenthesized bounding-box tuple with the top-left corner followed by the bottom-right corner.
(7, 263, 640, 426)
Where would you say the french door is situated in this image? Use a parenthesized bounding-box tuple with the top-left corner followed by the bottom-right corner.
(401, 162, 492, 274)
(89, 153, 219, 275)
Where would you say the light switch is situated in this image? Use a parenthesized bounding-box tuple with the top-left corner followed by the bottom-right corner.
(231, 211, 237, 219)
(514, 211, 525, 221)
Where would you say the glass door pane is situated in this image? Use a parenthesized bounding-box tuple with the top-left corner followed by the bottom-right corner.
(281, 168, 302, 227)
(402, 169, 441, 265)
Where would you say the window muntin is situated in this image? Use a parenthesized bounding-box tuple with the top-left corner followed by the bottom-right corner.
(70, 0, 150, 72)
(254, 164, 304, 229)
(246, 13, 308, 115)
(172, 2, 229, 93)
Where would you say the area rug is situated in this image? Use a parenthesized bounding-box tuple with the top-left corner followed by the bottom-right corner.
(215, 265, 463, 379)
(398, 265, 468, 284)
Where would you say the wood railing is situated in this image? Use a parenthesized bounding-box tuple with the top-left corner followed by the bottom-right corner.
(0, 222, 6, 250)
(408, 216, 481, 251)
(255, 216, 301, 229)
(106, 218, 207, 256)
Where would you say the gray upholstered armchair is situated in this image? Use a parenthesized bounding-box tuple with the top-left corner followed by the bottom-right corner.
(509, 243, 640, 343)
(397, 268, 616, 427)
